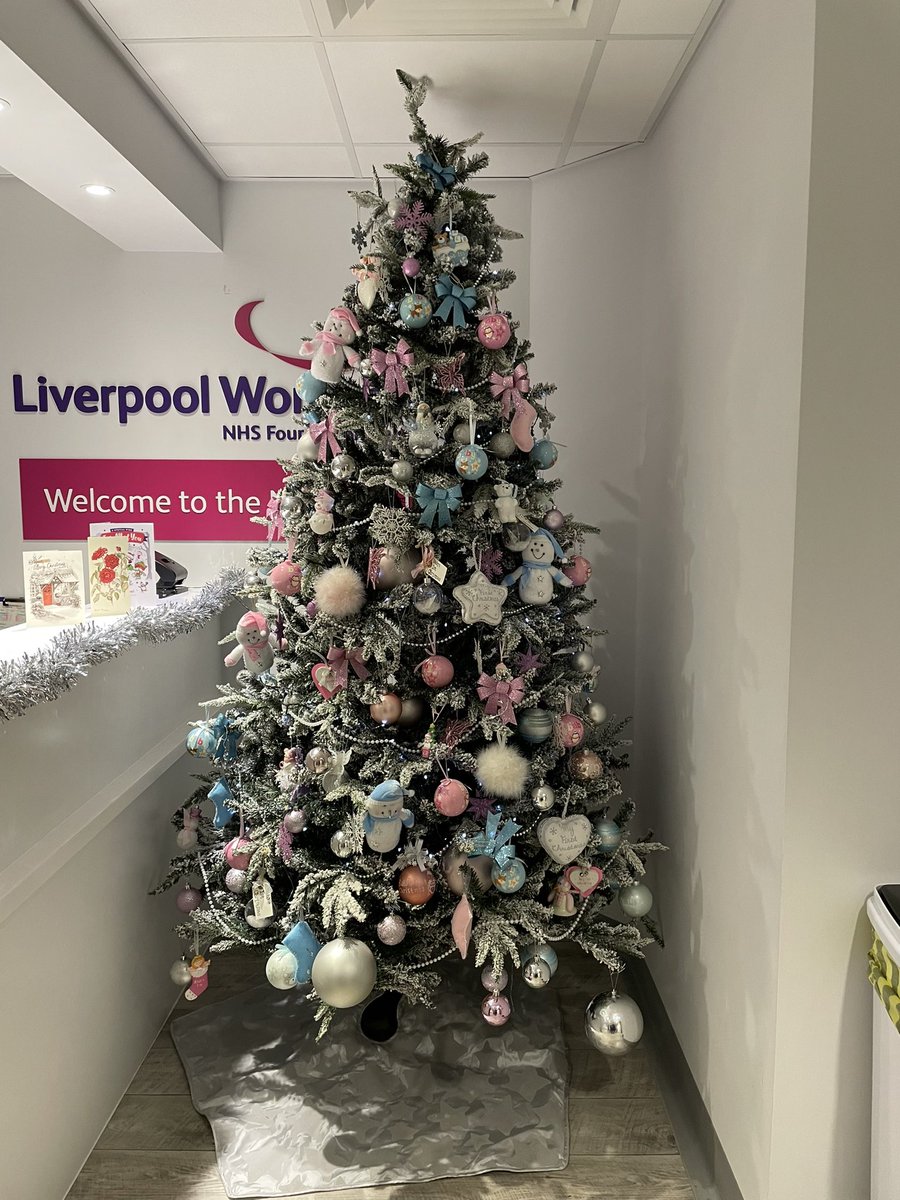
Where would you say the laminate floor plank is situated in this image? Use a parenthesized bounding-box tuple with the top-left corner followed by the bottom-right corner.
(127, 1046, 190, 1095)
(569, 1098, 678, 1155)
(96, 1094, 214, 1151)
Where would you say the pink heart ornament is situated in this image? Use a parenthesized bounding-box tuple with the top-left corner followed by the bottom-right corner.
(564, 864, 603, 897)
(311, 663, 340, 699)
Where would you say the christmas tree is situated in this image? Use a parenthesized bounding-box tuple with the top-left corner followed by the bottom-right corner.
(160, 72, 662, 1035)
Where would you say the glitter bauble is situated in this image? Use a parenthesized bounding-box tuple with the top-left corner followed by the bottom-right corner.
(269, 561, 302, 596)
(266, 947, 298, 990)
(455, 444, 489, 480)
(283, 809, 306, 834)
(481, 992, 512, 1025)
(396, 696, 425, 727)
(570, 748, 603, 781)
(557, 713, 585, 748)
(224, 837, 253, 870)
(489, 430, 516, 459)
(542, 508, 565, 533)
(399, 293, 432, 330)
(401, 257, 420, 278)
(529, 439, 559, 469)
(572, 649, 595, 674)
(391, 460, 415, 483)
(619, 883, 653, 918)
(532, 784, 556, 812)
(169, 959, 193, 987)
(420, 654, 454, 689)
(330, 453, 357, 480)
(311, 938, 377, 1008)
(397, 864, 436, 906)
(330, 830, 353, 858)
(225, 868, 247, 893)
(563, 555, 592, 586)
(585, 991, 644, 1056)
(412, 581, 444, 615)
(377, 915, 407, 945)
(176, 885, 203, 914)
(523, 957, 552, 988)
(370, 692, 402, 725)
(594, 818, 621, 852)
(518, 707, 554, 744)
(481, 966, 508, 991)
(452, 421, 472, 445)
(587, 701, 608, 725)
(305, 746, 334, 775)
(245, 901, 274, 930)
(434, 777, 469, 817)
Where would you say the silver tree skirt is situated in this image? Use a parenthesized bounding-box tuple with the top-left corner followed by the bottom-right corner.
(172, 968, 569, 1198)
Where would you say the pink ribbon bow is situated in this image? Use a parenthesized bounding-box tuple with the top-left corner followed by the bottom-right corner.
(490, 364, 537, 452)
(371, 339, 414, 397)
(265, 494, 284, 542)
(309, 411, 343, 462)
(477, 670, 526, 725)
(326, 646, 369, 690)
(411, 546, 435, 579)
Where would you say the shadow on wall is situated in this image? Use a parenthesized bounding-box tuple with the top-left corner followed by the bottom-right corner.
(592, 483, 639, 727)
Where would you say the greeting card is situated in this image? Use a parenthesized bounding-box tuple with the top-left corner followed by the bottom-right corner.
(23, 550, 86, 627)
(89, 522, 156, 606)
(87, 537, 130, 616)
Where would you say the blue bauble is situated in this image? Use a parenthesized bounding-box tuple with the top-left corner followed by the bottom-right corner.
(455, 443, 489, 480)
(400, 293, 433, 329)
(530, 439, 559, 470)
(186, 726, 215, 757)
(521, 942, 559, 976)
(594, 819, 622, 853)
(518, 706, 554, 744)
(492, 857, 527, 894)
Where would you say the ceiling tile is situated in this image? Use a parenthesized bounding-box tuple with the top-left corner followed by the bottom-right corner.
(565, 143, 627, 164)
(355, 142, 560, 178)
(610, 0, 711, 36)
(207, 144, 354, 178)
(126, 42, 342, 144)
(326, 40, 595, 143)
(85, 0, 313, 39)
(574, 37, 689, 141)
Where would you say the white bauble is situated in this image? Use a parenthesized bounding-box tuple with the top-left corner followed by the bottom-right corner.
(619, 883, 653, 918)
(310, 937, 377, 1008)
(297, 431, 319, 462)
(266, 947, 298, 990)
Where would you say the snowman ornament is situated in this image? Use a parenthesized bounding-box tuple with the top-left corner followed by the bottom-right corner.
(223, 611, 277, 674)
(308, 489, 335, 536)
(363, 780, 415, 853)
(502, 530, 574, 606)
(298, 306, 361, 410)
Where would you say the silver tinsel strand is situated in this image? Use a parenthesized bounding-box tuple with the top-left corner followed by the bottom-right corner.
(0, 567, 245, 722)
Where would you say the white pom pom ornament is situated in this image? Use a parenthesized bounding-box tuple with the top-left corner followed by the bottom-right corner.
(314, 565, 365, 618)
(475, 742, 530, 799)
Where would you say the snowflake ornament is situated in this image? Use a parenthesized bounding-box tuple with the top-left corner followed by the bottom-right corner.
(350, 222, 367, 251)
(478, 547, 504, 581)
(467, 794, 495, 821)
(393, 200, 433, 236)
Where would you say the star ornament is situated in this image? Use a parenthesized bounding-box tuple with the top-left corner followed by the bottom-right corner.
(453, 570, 508, 626)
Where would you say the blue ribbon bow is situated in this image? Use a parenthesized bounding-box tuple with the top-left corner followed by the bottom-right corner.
(209, 713, 240, 763)
(467, 810, 521, 868)
(416, 482, 462, 528)
(416, 152, 456, 192)
(434, 275, 477, 328)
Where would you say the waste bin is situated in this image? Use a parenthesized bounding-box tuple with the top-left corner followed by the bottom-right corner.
(867, 884, 900, 1199)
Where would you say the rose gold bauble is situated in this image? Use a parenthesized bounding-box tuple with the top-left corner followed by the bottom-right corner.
(397, 864, 436, 906)
(570, 747, 603, 780)
(557, 713, 585, 749)
(369, 693, 402, 725)
(562, 555, 592, 586)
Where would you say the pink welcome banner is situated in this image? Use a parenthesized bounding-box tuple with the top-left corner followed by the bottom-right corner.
(20, 458, 284, 541)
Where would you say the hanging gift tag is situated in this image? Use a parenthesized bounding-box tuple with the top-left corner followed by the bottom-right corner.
(427, 558, 448, 585)
(252, 879, 274, 919)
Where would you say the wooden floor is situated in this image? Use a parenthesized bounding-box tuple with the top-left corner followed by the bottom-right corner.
(67, 947, 695, 1200)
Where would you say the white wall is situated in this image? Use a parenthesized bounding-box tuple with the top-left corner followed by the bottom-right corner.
(0, 177, 531, 590)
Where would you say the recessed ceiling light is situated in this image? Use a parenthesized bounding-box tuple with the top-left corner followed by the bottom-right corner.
(82, 183, 115, 197)
(0, 99, 11, 112)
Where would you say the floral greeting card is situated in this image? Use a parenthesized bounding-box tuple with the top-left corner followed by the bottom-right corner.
(23, 550, 86, 627)
(87, 537, 130, 616)
(89, 522, 156, 606)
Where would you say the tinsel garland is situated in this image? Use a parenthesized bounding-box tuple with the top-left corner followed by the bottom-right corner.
(0, 566, 245, 722)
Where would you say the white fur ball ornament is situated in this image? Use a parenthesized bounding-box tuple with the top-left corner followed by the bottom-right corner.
(313, 565, 365, 618)
(476, 742, 530, 800)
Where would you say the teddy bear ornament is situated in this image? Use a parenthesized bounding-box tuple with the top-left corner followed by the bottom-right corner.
(502, 530, 574, 606)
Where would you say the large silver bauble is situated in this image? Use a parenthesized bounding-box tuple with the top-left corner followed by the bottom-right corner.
(587, 700, 607, 724)
(330, 830, 353, 858)
(572, 649, 595, 674)
(452, 421, 471, 445)
(376, 915, 407, 945)
(522, 957, 552, 988)
(532, 783, 556, 812)
(266, 947, 298, 990)
(585, 991, 644, 1056)
(391, 460, 415, 483)
(330, 453, 357, 480)
(310, 937, 377, 1008)
(489, 430, 517, 459)
(296, 432, 319, 462)
(305, 746, 333, 775)
(169, 958, 193, 987)
(619, 882, 653, 918)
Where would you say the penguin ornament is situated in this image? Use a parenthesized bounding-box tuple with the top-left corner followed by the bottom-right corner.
(502, 530, 574, 606)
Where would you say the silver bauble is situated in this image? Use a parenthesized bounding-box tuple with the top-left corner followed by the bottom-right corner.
(330, 453, 357, 480)
(305, 747, 333, 775)
(376, 915, 407, 945)
(452, 421, 472, 445)
(587, 701, 608, 724)
(386, 196, 403, 218)
(391, 460, 415, 483)
(310, 937, 377, 1008)
(169, 958, 193, 987)
(481, 965, 508, 991)
(374, 547, 417, 591)
(225, 868, 247, 893)
(523, 957, 552, 989)
(532, 783, 556, 812)
(330, 830, 353, 858)
(283, 809, 306, 834)
(521, 942, 559, 975)
(359, 357, 374, 377)
(396, 696, 425, 727)
(412, 581, 444, 615)
(296, 432, 319, 462)
(489, 430, 517, 459)
(266, 947, 298, 990)
(619, 882, 653, 918)
(245, 900, 274, 930)
(572, 649, 595, 674)
(585, 991, 644, 1056)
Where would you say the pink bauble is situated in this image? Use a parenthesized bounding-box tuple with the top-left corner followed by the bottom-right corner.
(481, 993, 512, 1025)
(542, 508, 565, 533)
(477, 312, 511, 349)
(420, 655, 454, 689)
(306, 601, 318, 619)
(224, 837, 253, 870)
(225, 868, 246, 893)
(176, 885, 203, 914)
(370, 692, 402, 726)
(557, 713, 585, 749)
(283, 809, 306, 834)
(269, 561, 302, 596)
(434, 778, 469, 817)
(402, 257, 420, 278)
(562, 555, 592, 586)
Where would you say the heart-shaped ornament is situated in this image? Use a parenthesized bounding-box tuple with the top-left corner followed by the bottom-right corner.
(537, 815, 592, 865)
(565, 863, 603, 897)
(311, 664, 339, 699)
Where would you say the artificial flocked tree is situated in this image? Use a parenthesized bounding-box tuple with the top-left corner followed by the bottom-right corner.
(159, 72, 663, 1037)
